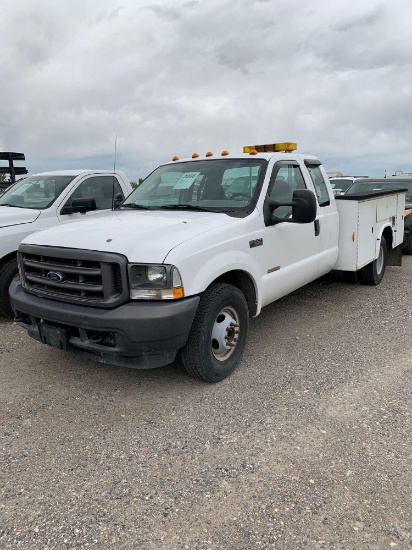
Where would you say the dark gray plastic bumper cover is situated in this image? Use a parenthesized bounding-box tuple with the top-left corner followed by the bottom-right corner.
(10, 282, 200, 369)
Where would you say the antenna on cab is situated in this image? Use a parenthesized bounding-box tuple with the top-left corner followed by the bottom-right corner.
(113, 133, 117, 172)
(112, 133, 117, 210)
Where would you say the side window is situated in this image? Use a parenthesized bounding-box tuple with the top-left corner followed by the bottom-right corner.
(268, 164, 307, 218)
(306, 164, 330, 207)
(67, 176, 123, 210)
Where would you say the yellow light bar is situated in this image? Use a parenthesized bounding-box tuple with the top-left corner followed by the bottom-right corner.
(243, 142, 297, 153)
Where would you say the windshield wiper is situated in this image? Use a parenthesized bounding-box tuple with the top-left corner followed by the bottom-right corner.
(120, 203, 151, 210)
(155, 204, 234, 213)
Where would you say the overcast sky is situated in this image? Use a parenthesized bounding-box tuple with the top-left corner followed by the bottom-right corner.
(1, 0, 412, 180)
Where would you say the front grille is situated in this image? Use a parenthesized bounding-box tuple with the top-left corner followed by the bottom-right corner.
(19, 244, 129, 308)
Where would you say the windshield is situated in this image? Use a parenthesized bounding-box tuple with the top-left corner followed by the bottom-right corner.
(346, 181, 412, 202)
(329, 179, 355, 192)
(121, 159, 266, 215)
(0, 175, 75, 209)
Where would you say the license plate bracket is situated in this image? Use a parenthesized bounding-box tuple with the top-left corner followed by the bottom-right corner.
(38, 324, 71, 350)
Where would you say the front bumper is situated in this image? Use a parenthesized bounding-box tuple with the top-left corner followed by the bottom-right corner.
(10, 282, 200, 369)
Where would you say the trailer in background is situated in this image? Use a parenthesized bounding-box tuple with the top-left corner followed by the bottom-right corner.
(0, 152, 28, 191)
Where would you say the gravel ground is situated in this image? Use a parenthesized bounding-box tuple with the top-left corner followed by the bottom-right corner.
(1, 258, 411, 549)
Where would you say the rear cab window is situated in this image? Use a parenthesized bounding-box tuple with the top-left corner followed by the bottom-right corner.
(304, 161, 331, 207)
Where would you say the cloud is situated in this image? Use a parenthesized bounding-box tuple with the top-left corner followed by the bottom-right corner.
(1, 0, 412, 179)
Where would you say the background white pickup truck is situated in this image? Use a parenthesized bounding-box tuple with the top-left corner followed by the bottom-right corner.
(10, 143, 406, 382)
(0, 170, 132, 317)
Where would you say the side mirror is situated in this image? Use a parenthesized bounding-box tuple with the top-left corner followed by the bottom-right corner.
(264, 189, 317, 225)
(61, 197, 97, 215)
(290, 189, 317, 223)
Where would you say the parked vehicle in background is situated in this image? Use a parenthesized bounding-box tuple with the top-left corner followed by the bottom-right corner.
(10, 142, 406, 382)
(329, 176, 368, 195)
(0, 170, 133, 317)
(345, 178, 412, 254)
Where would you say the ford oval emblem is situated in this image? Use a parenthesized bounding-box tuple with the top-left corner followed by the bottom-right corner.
(47, 271, 65, 283)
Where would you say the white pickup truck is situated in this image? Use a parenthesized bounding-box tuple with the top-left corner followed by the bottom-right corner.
(0, 170, 132, 317)
(10, 143, 405, 382)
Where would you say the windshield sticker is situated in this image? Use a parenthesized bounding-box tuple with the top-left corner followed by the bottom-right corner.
(161, 172, 183, 184)
(173, 172, 201, 190)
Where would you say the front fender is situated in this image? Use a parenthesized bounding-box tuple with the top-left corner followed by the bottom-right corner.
(169, 248, 263, 315)
(193, 252, 261, 310)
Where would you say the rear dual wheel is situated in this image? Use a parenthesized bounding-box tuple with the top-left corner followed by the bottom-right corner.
(358, 236, 387, 286)
(180, 283, 249, 382)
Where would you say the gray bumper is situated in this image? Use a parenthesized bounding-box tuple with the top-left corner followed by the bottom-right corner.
(10, 282, 200, 369)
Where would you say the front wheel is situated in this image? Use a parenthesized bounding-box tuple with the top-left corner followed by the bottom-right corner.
(0, 257, 19, 318)
(180, 283, 249, 382)
(358, 236, 387, 285)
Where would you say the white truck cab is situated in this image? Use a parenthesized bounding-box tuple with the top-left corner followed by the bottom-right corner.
(0, 170, 132, 317)
(10, 143, 406, 382)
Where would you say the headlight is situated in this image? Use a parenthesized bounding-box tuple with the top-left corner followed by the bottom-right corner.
(128, 264, 184, 300)
(147, 265, 167, 284)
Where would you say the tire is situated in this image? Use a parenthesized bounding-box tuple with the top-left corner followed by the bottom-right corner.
(358, 236, 387, 286)
(0, 256, 19, 318)
(180, 283, 249, 382)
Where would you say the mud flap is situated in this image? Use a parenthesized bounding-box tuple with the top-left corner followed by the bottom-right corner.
(387, 243, 402, 266)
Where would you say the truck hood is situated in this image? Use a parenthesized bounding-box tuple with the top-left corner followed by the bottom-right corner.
(22, 210, 237, 262)
(0, 207, 41, 228)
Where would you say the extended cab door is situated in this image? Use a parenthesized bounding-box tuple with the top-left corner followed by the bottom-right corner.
(56, 175, 125, 223)
(260, 160, 321, 307)
(304, 160, 339, 274)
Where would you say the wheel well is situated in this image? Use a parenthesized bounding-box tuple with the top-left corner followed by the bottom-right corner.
(382, 226, 393, 249)
(210, 270, 257, 317)
(0, 251, 17, 268)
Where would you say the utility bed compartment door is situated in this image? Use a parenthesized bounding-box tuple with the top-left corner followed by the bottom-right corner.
(334, 190, 405, 271)
(376, 195, 397, 222)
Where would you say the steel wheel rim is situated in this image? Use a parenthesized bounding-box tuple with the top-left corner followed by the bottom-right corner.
(376, 243, 384, 274)
(211, 305, 240, 361)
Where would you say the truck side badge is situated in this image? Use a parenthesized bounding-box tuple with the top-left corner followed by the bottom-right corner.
(249, 238, 263, 248)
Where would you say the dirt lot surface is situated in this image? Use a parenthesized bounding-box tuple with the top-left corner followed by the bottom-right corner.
(1, 259, 411, 549)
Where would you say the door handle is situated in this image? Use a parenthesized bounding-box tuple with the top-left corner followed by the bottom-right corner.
(314, 219, 320, 236)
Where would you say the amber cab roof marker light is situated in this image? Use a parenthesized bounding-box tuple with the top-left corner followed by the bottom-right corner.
(205, 151, 213, 157)
(243, 142, 297, 153)
(221, 150, 229, 156)
(192, 153, 199, 158)
(249, 149, 257, 155)
(172, 156, 179, 161)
